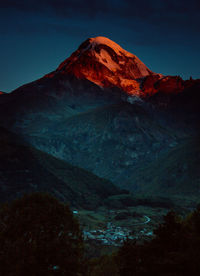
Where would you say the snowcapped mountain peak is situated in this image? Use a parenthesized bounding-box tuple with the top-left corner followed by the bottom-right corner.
(46, 36, 162, 96)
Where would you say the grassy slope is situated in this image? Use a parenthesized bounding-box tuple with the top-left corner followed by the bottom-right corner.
(0, 127, 121, 209)
(126, 137, 200, 203)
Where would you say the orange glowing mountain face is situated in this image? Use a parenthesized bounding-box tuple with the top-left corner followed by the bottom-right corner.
(44, 36, 161, 96)
(44, 36, 195, 97)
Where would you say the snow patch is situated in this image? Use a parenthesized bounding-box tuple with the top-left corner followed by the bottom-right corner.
(127, 96, 143, 104)
(89, 36, 134, 57)
(94, 49, 120, 71)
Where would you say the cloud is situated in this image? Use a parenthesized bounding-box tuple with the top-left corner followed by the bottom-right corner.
(0, 0, 108, 17)
(1, 0, 199, 19)
(0, 0, 199, 45)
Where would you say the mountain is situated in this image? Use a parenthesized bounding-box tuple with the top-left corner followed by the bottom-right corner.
(0, 127, 122, 209)
(0, 36, 199, 205)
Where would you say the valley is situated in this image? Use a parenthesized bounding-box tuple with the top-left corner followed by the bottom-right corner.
(75, 200, 193, 253)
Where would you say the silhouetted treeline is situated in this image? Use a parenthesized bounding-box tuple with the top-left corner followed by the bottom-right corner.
(0, 193, 84, 276)
(1, 193, 200, 275)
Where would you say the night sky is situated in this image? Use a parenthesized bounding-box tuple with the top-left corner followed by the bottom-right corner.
(0, 0, 200, 92)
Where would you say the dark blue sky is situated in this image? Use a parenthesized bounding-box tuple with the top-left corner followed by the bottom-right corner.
(0, 0, 200, 92)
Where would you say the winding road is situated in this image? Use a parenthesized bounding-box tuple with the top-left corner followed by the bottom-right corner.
(133, 215, 151, 226)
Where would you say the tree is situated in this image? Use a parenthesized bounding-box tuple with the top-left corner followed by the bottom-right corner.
(0, 193, 84, 276)
(116, 208, 200, 276)
(88, 255, 119, 276)
(153, 210, 183, 250)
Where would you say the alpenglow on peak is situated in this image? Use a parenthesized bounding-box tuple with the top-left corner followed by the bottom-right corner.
(46, 36, 162, 96)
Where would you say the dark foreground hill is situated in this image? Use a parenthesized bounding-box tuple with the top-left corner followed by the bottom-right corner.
(0, 127, 122, 209)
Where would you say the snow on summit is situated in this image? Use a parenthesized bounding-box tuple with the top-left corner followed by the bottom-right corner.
(88, 36, 134, 57)
(46, 36, 162, 96)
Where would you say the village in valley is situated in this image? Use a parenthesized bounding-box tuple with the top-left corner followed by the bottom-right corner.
(83, 222, 153, 246)
(73, 210, 153, 246)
